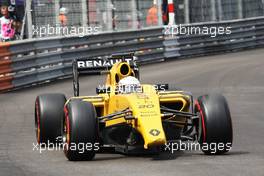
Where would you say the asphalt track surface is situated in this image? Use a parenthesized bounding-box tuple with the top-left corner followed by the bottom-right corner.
(1, 48, 264, 176)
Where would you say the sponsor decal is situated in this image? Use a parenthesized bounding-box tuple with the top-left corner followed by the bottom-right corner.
(140, 111, 158, 117)
(149, 129, 160, 136)
(138, 104, 154, 109)
(136, 94, 149, 99)
(77, 58, 133, 68)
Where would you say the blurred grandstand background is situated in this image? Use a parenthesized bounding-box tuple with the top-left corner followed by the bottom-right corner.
(1, 0, 264, 38)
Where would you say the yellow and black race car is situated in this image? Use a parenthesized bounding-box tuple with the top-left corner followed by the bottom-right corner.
(35, 53, 233, 161)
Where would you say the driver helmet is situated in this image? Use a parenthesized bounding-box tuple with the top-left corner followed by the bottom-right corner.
(118, 76, 141, 94)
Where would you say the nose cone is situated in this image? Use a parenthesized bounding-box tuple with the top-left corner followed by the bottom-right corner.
(137, 117, 166, 149)
(127, 85, 167, 149)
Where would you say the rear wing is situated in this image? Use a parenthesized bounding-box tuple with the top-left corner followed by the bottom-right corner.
(72, 53, 139, 96)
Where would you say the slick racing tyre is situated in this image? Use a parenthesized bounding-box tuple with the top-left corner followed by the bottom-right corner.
(35, 94, 66, 144)
(195, 94, 233, 155)
(63, 100, 99, 161)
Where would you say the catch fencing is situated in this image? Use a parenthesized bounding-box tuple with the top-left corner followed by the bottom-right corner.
(0, 17, 264, 92)
(23, 0, 264, 38)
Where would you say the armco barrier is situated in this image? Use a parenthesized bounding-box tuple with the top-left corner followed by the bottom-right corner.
(0, 28, 164, 92)
(0, 42, 13, 91)
(164, 17, 264, 58)
(0, 17, 264, 92)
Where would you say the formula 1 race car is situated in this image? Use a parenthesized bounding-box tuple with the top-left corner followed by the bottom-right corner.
(35, 53, 233, 161)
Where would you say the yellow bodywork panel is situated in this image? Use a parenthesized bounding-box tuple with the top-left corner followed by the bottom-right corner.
(66, 85, 170, 149)
(105, 85, 167, 149)
(66, 62, 191, 149)
(67, 96, 106, 107)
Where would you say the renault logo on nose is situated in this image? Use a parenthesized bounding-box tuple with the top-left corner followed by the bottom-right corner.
(149, 129, 160, 136)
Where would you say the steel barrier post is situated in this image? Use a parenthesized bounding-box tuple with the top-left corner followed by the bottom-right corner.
(26, 0, 33, 38)
(238, 0, 243, 19)
(210, 0, 217, 21)
(184, 0, 190, 24)
(81, 0, 88, 27)
(217, 0, 223, 21)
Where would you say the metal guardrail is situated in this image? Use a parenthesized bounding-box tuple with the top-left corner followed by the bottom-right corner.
(0, 28, 164, 92)
(1, 17, 264, 92)
(164, 17, 264, 58)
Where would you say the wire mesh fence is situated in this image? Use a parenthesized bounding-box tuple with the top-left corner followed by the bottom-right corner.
(29, 0, 160, 37)
(29, 0, 264, 36)
(1, 0, 264, 39)
(188, 0, 264, 23)
(243, 0, 264, 18)
(220, 0, 239, 20)
(59, 0, 83, 27)
(31, 0, 56, 27)
(189, 0, 213, 23)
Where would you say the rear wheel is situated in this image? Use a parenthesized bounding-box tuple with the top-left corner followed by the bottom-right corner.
(63, 100, 99, 161)
(35, 94, 66, 144)
(195, 94, 233, 155)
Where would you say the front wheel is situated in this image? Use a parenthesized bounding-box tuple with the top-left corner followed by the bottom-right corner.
(63, 100, 99, 161)
(35, 94, 66, 144)
(195, 94, 233, 155)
